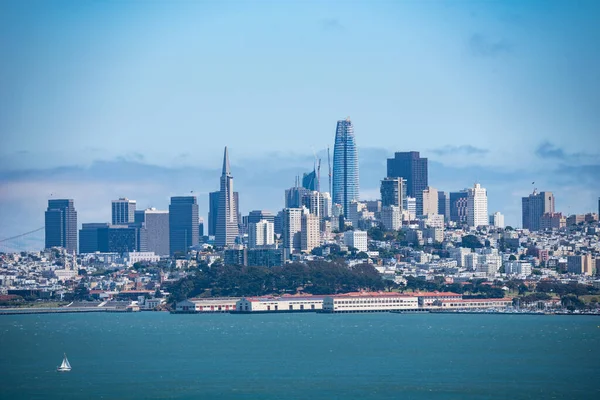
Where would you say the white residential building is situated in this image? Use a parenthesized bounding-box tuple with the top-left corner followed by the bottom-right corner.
(125, 252, 160, 267)
(505, 261, 533, 276)
(381, 206, 402, 231)
(404, 197, 417, 220)
(467, 183, 488, 227)
(282, 208, 304, 252)
(248, 219, 275, 248)
(420, 214, 445, 229)
(489, 211, 505, 228)
(301, 212, 320, 253)
(344, 230, 368, 252)
(347, 200, 366, 228)
(421, 187, 439, 216)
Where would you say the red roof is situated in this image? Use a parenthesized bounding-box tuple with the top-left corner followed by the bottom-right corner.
(441, 298, 512, 303)
(329, 292, 414, 299)
(408, 292, 461, 297)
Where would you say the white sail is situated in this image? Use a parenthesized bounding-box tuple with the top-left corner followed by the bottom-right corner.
(58, 353, 71, 371)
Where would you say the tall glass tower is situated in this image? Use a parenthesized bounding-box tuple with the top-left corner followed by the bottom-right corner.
(45, 199, 77, 253)
(332, 118, 359, 216)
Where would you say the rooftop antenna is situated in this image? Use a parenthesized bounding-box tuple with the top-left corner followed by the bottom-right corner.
(311, 146, 321, 192)
(317, 158, 321, 192)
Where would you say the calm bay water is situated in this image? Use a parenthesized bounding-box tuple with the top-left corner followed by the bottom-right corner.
(0, 312, 599, 400)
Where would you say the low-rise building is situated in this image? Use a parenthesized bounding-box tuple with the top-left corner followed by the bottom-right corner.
(409, 291, 462, 307)
(235, 296, 324, 313)
(322, 292, 419, 313)
(439, 298, 513, 310)
(174, 297, 240, 313)
(344, 230, 368, 253)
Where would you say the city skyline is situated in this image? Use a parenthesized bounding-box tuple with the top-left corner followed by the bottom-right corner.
(1, 1, 599, 247)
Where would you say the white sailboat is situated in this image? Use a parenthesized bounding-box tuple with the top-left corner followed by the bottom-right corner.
(57, 353, 72, 372)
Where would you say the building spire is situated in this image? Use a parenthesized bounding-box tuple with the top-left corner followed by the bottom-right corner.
(222, 146, 231, 176)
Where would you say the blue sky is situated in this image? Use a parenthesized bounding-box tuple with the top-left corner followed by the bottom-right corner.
(0, 0, 599, 249)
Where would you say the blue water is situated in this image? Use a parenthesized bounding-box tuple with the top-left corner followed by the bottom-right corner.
(0, 312, 598, 399)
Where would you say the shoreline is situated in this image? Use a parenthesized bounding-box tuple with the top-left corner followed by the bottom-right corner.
(2, 307, 599, 316)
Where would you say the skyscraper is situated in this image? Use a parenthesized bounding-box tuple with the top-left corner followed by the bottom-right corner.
(332, 118, 359, 216)
(209, 190, 239, 236)
(522, 191, 555, 231)
(380, 177, 406, 208)
(302, 168, 318, 191)
(285, 186, 310, 209)
(208, 191, 220, 236)
(387, 151, 428, 215)
(438, 191, 450, 222)
(215, 146, 239, 247)
(467, 183, 488, 227)
(79, 223, 109, 254)
(169, 196, 199, 255)
(111, 198, 136, 225)
(45, 199, 77, 253)
(137, 208, 170, 256)
(450, 191, 468, 224)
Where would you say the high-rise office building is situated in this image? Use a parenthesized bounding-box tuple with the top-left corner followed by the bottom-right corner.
(467, 183, 488, 227)
(111, 198, 136, 225)
(79, 223, 109, 254)
(302, 168, 318, 191)
(438, 191, 450, 222)
(285, 186, 310, 209)
(136, 208, 170, 256)
(248, 210, 275, 225)
(208, 191, 219, 236)
(380, 177, 406, 208)
(450, 191, 468, 224)
(248, 219, 275, 248)
(332, 118, 359, 216)
(45, 199, 77, 253)
(522, 191, 555, 231)
(79, 223, 145, 254)
(169, 196, 199, 255)
(209, 191, 239, 236)
(421, 187, 439, 217)
(216, 147, 239, 247)
(301, 191, 331, 222)
(301, 212, 320, 253)
(387, 151, 428, 215)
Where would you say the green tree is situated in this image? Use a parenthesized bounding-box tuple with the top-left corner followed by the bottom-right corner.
(461, 235, 483, 249)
